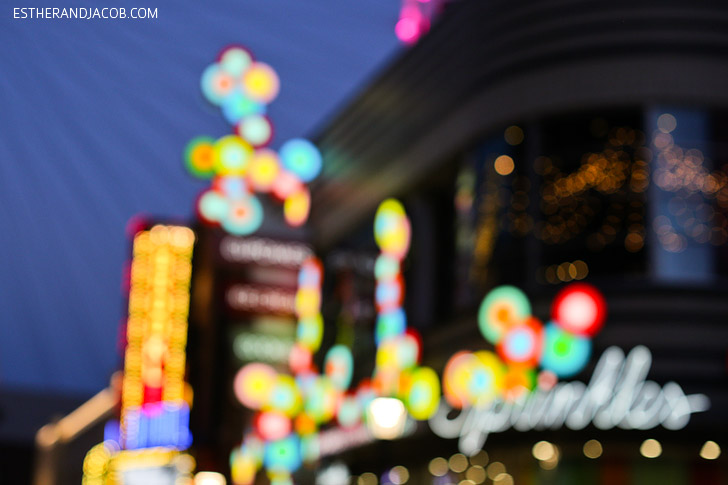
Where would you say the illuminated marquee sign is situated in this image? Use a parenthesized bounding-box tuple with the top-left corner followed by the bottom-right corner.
(430, 345, 710, 455)
(83, 225, 196, 484)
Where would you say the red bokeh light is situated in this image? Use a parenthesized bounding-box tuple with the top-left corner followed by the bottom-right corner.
(551, 283, 606, 337)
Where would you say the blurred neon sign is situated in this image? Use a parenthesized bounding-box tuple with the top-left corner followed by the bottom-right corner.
(221, 198, 709, 485)
(220, 236, 312, 266)
(83, 225, 196, 484)
(226, 284, 296, 314)
(430, 345, 710, 455)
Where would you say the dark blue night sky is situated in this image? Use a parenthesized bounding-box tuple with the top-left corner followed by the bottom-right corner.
(0, 0, 400, 396)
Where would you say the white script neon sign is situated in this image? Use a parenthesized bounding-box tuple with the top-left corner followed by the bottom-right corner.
(429, 345, 710, 455)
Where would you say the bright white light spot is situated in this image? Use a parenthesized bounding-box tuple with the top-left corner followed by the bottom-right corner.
(559, 292, 597, 332)
(367, 398, 406, 440)
(195, 471, 227, 485)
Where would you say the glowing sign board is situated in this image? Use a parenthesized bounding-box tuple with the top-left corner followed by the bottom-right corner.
(220, 236, 312, 267)
(83, 225, 196, 483)
(430, 345, 710, 455)
(226, 285, 296, 315)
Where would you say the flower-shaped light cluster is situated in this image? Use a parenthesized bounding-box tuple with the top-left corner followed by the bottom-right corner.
(444, 282, 606, 408)
(228, 200, 442, 485)
(371, 199, 441, 421)
(185, 46, 322, 236)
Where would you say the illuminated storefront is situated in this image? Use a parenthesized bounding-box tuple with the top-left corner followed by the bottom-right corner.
(304, 1, 728, 483)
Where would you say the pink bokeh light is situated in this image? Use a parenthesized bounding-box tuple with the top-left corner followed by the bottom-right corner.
(395, 17, 421, 44)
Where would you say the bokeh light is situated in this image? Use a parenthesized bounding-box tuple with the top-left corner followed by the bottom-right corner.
(221, 194, 264, 236)
(336, 395, 362, 428)
(539, 323, 591, 378)
(218, 45, 253, 76)
(376, 308, 407, 345)
(428, 457, 448, 477)
(236, 115, 274, 148)
(201, 64, 236, 105)
(185, 137, 217, 179)
(234, 363, 277, 409)
(478, 286, 531, 344)
(279, 139, 322, 183)
(497, 317, 543, 366)
(267, 375, 302, 417)
(551, 283, 606, 336)
(640, 439, 662, 458)
(263, 435, 301, 472)
(700, 441, 721, 460)
(283, 188, 311, 227)
(242, 62, 280, 104)
(296, 315, 323, 352)
(255, 411, 292, 441)
(448, 453, 468, 473)
(405, 366, 440, 420)
(494, 155, 514, 176)
(324, 345, 354, 391)
(213, 135, 253, 175)
(583, 439, 603, 459)
(246, 149, 280, 192)
(222, 92, 266, 125)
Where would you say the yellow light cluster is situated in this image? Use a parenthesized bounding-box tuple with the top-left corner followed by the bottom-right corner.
(535, 128, 648, 248)
(83, 444, 194, 485)
(543, 260, 588, 284)
(121, 225, 195, 444)
(652, 122, 728, 251)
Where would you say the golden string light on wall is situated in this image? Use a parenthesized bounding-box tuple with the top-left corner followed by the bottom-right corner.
(535, 127, 648, 249)
(651, 114, 728, 251)
(471, 124, 650, 284)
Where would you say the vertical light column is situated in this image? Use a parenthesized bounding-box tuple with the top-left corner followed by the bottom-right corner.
(120, 224, 195, 449)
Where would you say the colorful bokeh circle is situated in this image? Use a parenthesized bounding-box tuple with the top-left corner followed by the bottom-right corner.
(296, 315, 323, 352)
(375, 308, 406, 345)
(478, 285, 531, 344)
(246, 149, 281, 192)
(324, 345, 354, 391)
(551, 283, 607, 337)
(540, 322, 592, 378)
(214, 135, 253, 175)
(222, 194, 264, 236)
(263, 435, 301, 472)
(219, 45, 254, 76)
(184, 136, 216, 178)
(266, 375, 302, 417)
(279, 139, 322, 183)
(374, 199, 411, 259)
(222, 92, 266, 125)
(236, 114, 274, 148)
(497, 317, 543, 366)
(405, 366, 440, 420)
(242, 62, 280, 104)
(234, 363, 277, 409)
